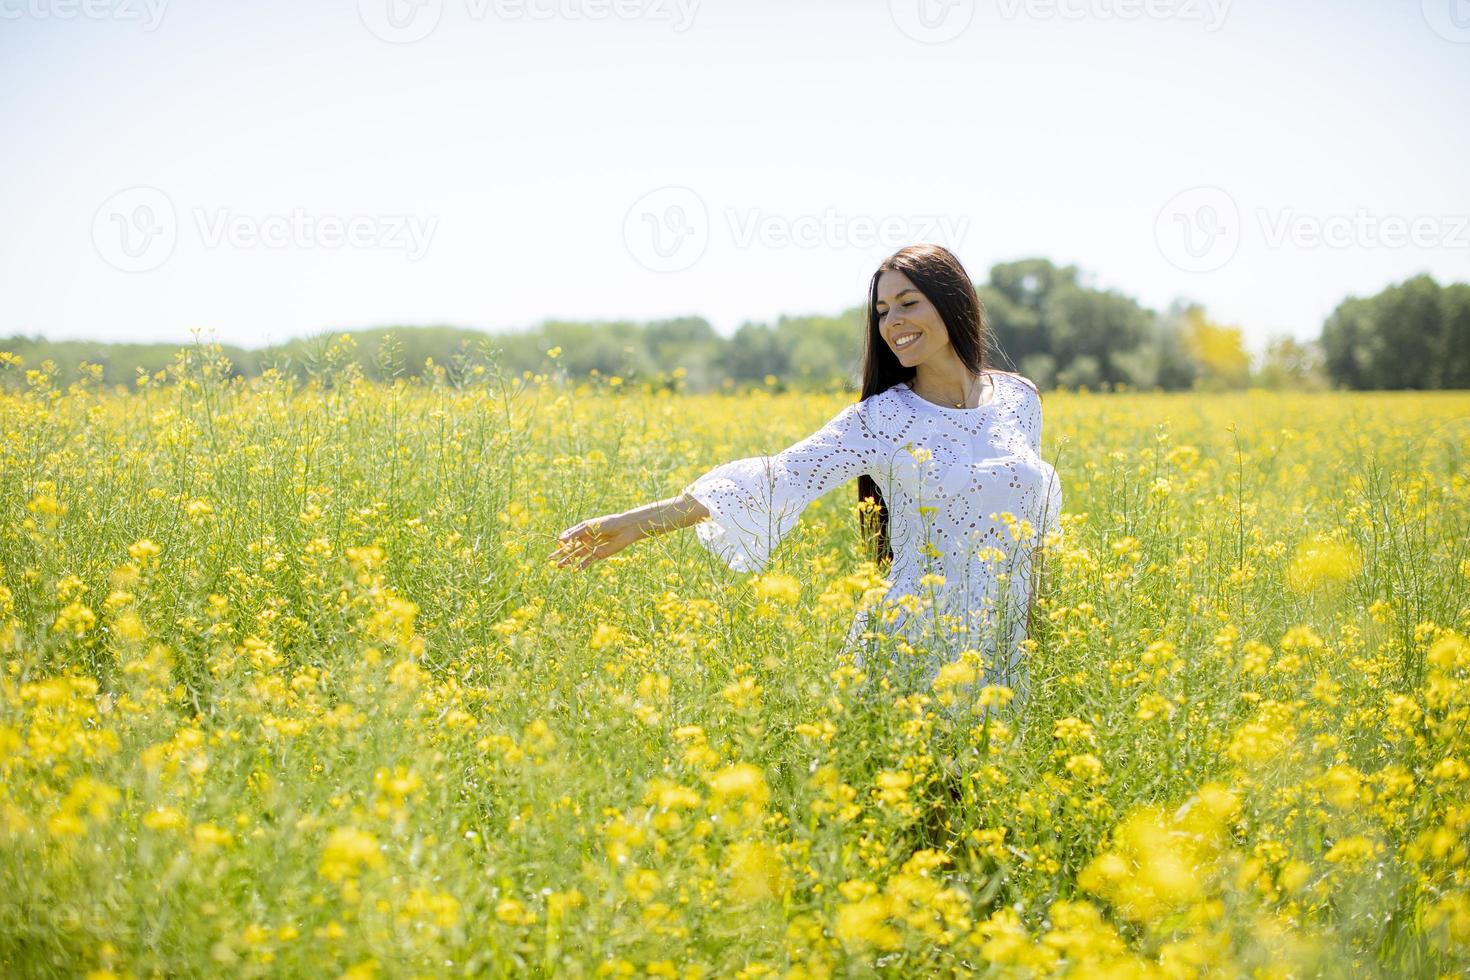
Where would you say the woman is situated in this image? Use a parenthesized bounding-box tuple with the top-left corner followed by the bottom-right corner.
(549, 244, 1063, 701)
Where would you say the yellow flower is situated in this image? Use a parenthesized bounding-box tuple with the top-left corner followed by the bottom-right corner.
(338, 958, 378, 979)
(26, 493, 67, 520)
(875, 770, 912, 804)
(1064, 753, 1106, 785)
(1135, 693, 1172, 722)
(978, 685, 1014, 709)
(723, 840, 789, 904)
(1079, 806, 1202, 923)
(643, 778, 702, 811)
(319, 826, 385, 882)
(142, 806, 186, 831)
(835, 894, 900, 950)
(752, 573, 801, 606)
(1285, 533, 1361, 594)
(372, 765, 424, 807)
(192, 822, 234, 853)
(721, 676, 762, 711)
(623, 868, 661, 903)
(1428, 631, 1470, 671)
(707, 763, 770, 822)
(52, 601, 96, 638)
(1323, 835, 1379, 868)
(1052, 717, 1095, 745)
(932, 659, 977, 691)
(1424, 893, 1470, 950)
(495, 897, 533, 925)
(128, 538, 162, 564)
(589, 623, 623, 651)
(56, 574, 86, 601)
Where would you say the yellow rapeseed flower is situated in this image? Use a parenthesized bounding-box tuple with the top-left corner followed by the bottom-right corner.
(319, 826, 385, 882)
(723, 840, 789, 904)
(1285, 533, 1362, 594)
(707, 764, 770, 822)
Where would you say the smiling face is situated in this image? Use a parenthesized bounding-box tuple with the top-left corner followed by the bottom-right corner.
(874, 269, 952, 366)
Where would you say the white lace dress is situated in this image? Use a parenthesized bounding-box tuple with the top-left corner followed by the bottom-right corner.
(682, 371, 1063, 699)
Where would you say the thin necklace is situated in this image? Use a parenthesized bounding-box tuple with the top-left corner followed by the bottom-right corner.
(916, 373, 987, 408)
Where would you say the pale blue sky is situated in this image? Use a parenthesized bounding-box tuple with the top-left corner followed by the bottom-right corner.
(2, 0, 1467, 356)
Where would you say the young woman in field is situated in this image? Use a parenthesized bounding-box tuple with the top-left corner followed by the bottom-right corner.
(549, 244, 1063, 699)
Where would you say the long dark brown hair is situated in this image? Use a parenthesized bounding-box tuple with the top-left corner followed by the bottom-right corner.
(856, 244, 991, 567)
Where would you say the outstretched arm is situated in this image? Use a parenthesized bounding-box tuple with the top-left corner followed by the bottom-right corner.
(552, 398, 885, 574)
(549, 492, 709, 571)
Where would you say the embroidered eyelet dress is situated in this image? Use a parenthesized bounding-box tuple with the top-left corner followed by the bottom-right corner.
(681, 371, 1063, 701)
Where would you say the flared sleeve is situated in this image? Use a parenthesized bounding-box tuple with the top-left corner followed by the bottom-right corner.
(682, 401, 882, 573)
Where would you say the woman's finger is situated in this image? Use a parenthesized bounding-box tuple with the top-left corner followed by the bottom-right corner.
(550, 519, 616, 570)
(550, 537, 582, 565)
(554, 538, 587, 565)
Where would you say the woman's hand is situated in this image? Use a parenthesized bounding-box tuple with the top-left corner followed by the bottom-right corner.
(549, 512, 644, 570)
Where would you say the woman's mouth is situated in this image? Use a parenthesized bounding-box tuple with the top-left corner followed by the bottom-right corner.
(893, 332, 921, 350)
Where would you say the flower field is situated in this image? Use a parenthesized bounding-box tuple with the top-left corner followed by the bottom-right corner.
(2, 345, 1469, 978)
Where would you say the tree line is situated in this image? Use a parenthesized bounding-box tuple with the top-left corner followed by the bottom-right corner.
(4, 260, 1466, 393)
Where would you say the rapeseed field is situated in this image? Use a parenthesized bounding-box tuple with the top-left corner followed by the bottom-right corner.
(2, 343, 1468, 978)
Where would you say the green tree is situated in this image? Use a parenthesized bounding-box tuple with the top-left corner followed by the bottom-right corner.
(724, 322, 787, 384)
(1444, 283, 1470, 390)
(1319, 275, 1466, 390)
